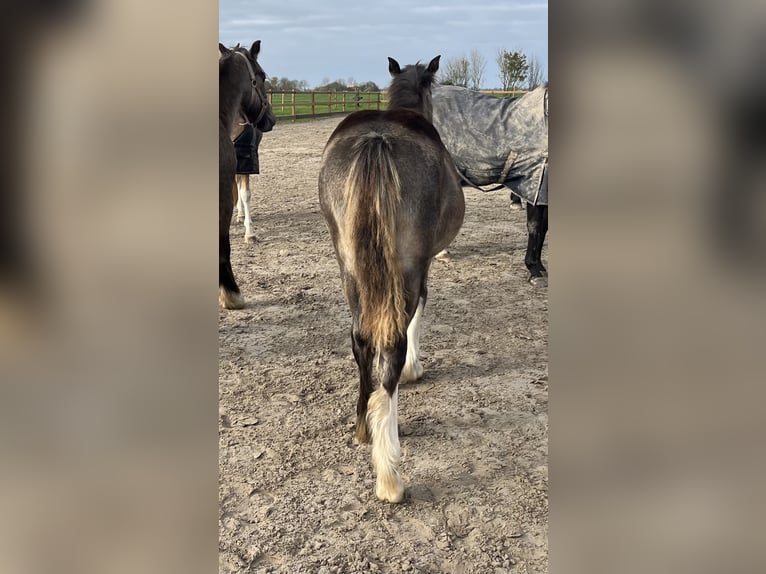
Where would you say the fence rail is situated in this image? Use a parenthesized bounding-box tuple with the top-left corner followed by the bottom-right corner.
(267, 89, 529, 120)
(267, 90, 385, 120)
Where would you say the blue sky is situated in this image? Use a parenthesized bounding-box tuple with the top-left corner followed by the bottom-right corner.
(219, 1, 548, 89)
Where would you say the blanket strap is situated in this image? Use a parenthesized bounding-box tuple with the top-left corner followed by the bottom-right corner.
(456, 151, 517, 193)
(457, 172, 505, 192)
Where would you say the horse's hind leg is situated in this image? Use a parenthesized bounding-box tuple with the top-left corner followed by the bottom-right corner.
(367, 336, 407, 503)
(219, 238, 244, 308)
(351, 317, 374, 444)
(235, 175, 246, 222)
(220, 181, 244, 309)
(525, 203, 548, 287)
(342, 278, 374, 443)
(401, 274, 428, 383)
(236, 175, 257, 243)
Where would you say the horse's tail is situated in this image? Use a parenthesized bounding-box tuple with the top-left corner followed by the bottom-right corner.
(342, 134, 406, 351)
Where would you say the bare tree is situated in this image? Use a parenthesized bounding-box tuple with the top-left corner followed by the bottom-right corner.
(440, 55, 470, 87)
(526, 54, 545, 90)
(468, 49, 487, 90)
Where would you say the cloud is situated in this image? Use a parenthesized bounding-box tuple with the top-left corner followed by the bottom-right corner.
(227, 18, 288, 27)
(411, 2, 547, 14)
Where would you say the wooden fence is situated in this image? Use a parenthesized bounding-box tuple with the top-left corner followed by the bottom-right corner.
(267, 89, 528, 120)
(267, 91, 385, 120)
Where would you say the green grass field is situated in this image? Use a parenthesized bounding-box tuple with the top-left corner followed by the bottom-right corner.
(268, 91, 386, 117)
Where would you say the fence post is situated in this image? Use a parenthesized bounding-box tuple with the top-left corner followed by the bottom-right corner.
(291, 90, 296, 117)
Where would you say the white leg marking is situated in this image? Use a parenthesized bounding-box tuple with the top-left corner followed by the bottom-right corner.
(401, 299, 424, 383)
(242, 181, 255, 242)
(367, 387, 404, 503)
(434, 249, 451, 263)
(236, 175, 246, 222)
(236, 175, 256, 242)
(219, 286, 245, 309)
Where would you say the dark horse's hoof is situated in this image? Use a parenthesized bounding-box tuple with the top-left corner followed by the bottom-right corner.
(509, 201, 524, 211)
(529, 275, 548, 288)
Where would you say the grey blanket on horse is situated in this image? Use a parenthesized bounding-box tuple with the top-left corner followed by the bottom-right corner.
(432, 85, 548, 205)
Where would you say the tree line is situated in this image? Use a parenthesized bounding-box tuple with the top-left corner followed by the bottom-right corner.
(266, 48, 546, 92)
(266, 77, 381, 93)
(440, 48, 545, 91)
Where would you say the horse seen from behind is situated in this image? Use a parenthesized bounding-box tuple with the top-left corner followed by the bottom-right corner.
(219, 41, 276, 308)
(319, 56, 465, 502)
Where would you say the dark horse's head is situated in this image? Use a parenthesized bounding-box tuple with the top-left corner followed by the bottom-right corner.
(386, 55, 440, 122)
(219, 41, 276, 132)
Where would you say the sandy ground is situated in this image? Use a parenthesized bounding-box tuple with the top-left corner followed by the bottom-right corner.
(219, 116, 548, 574)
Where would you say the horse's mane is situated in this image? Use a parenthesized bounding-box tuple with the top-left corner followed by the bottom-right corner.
(387, 62, 436, 111)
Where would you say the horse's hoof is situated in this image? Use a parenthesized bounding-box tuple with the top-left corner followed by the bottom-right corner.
(529, 275, 548, 288)
(434, 250, 452, 263)
(354, 421, 370, 444)
(400, 361, 424, 383)
(219, 287, 245, 309)
(375, 475, 405, 503)
(245, 235, 259, 244)
(509, 201, 524, 211)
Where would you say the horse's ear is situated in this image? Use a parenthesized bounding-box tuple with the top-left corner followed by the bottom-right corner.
(250, 40, 261, 60)
(219, 43, 229, 56)
(388, 57, 401, 77)
(427, 55, 441, 75)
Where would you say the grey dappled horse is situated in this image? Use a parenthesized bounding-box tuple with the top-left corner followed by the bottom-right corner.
(432, 85, 549, 286)
(219, 41, 275, 308)
(319, 56, 465, 502)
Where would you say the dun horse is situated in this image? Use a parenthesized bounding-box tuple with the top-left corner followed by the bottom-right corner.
(219, 41, 275, 308)
(319, 56, 465, 502)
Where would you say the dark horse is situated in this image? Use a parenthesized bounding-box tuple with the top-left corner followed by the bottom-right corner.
(319, 56, 465, 502)
(219, 41, 276, 308)
(432, 85, 549, 286)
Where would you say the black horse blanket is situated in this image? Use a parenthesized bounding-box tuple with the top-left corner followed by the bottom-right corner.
(432, 85, 548, 205)
(233, 123, 263, 174)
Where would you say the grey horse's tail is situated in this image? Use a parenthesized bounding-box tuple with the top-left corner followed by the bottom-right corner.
(342, 134, 406, 351)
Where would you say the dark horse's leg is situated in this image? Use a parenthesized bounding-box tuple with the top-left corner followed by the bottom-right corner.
(525, 203, 549, 287)
(348, 281, 375, 444)
(219, 148, 244, 308)
(352, 324, 374, 444)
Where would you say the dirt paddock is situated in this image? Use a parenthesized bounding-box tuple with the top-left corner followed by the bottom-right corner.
(219, 116, 548, 573)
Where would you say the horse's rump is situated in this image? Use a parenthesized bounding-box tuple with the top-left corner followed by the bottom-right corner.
(432, 85, 548, 205)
